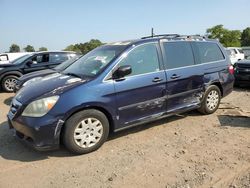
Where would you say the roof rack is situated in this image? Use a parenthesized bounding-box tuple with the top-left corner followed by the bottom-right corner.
(177, 35, 208, 40)
(141, 34, 180, 39)
(141, 34, 209, 40)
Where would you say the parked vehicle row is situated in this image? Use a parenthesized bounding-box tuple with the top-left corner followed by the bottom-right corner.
(242, 47, 250, 59)
(14, 56, 81, 92)
(7, 34, 235, 154)
(226, 47, 245, 64)
(0, 52, 32, 64)
(234, 59, 250, 86)
(0, 51, 79, 92)
(225, 48, 250, 87)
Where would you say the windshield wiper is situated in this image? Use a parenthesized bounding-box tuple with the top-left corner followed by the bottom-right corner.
(65, 72, 82, 78)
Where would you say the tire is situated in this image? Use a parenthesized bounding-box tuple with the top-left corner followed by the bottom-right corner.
(1, 75, 19, 92)
(63, 109, 109, 154)
(198, 85, 221, 115)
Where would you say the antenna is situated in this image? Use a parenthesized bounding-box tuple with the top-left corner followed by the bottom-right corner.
(151, 28, 154, 37)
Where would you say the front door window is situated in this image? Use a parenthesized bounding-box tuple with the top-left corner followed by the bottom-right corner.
(118, 43, 160, 76)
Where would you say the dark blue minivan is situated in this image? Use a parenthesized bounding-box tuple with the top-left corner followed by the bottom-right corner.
(8, 35, 234, 154)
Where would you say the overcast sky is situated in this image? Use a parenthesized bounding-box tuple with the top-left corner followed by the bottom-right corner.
(0, 0, 250, 52)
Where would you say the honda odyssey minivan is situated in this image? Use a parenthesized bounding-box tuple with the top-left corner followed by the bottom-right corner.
(8, 35, 234, 154)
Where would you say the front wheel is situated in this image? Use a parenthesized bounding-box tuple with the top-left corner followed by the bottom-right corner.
(1, 75, 19, 92)
(198, 85, 221, 115)
(63, 109, 109, 154)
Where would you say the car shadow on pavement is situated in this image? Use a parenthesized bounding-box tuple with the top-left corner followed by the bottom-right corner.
(0, 121, 73, 162)
(218, 115, 250, 128)
(4, 96, 13, 106)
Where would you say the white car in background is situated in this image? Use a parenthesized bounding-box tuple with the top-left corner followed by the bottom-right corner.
(0, 52, 33, 64)
(226, 47, 245, 64)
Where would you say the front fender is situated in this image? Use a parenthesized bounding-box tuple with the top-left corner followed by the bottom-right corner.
(0, 71, 23, 81)
(63, 102, 117, 122)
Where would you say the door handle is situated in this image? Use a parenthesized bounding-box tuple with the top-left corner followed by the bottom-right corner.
(170, 74, 181, 79)
(152, 77, 163, 82)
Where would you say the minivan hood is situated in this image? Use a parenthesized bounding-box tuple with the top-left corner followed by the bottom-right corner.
(15, 73, 89, 104)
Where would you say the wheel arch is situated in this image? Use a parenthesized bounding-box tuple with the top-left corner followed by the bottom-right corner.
(0, 71, 23, 82)
(62, 105, 115, 134)
(210, 82, 223, 97)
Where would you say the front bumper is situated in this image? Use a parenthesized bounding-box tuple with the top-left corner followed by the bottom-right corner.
(7, 104, 64, 151)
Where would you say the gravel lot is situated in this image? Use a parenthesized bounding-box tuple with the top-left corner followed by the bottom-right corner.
(0, 88, 249, 188)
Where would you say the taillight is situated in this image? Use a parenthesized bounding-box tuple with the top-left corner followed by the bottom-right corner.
(229, 65, 234, 74)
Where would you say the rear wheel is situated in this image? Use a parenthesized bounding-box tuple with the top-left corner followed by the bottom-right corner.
(198, 85, 221, 115)
(1, 75, 19, 92)
(63, 109, 109, 154)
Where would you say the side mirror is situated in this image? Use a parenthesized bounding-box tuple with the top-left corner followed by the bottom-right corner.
(113, 65, 132, 79)
(26, 60, 33, 67)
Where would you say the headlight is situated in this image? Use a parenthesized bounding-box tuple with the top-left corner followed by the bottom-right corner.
(22, 96, 59, 117)
(23, 77, 42, 87)
(0, 68, 3, 70)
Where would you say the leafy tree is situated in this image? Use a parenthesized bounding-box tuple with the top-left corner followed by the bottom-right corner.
(241, 27, 250, 46)
(81, 39, 103, 54)
(207, 25, 225, 40)
(38, 47, 48, 51)
(207, 25, 241, 47)
(64, 44, 81, 53)
(9, 44, 20, 52)
(223, 30, 241, 47)
(64, 39, 103, 54)
(24, 45, 35, 52)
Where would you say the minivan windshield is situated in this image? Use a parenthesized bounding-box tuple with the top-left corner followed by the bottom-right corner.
(11, 54, 32, 65)
(63, 45, 128, 77)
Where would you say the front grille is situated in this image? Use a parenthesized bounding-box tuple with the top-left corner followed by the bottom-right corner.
(10, 98, 22, 116)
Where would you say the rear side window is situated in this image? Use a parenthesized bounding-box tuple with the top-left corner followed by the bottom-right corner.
(191, 42, 225, 64)
(50, 53, 69, 63)
(163, 42, 194, 69)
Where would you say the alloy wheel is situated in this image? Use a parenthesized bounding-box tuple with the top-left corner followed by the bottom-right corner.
(4, 78, 17, 91)
(206, 90, 219, 111)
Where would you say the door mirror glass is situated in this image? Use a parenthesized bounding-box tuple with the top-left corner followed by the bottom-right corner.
(113, 65, 132, 79)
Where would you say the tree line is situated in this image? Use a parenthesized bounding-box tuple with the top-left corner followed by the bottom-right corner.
(63, 39, 103, 54)
(206, 25, 250, 47)
(6, 25, 250, 54)
(9, 44, 48, 53)
(7, 39, 103, 55)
